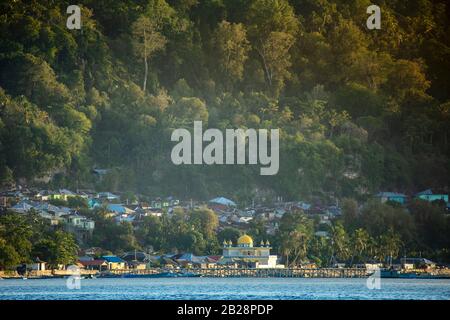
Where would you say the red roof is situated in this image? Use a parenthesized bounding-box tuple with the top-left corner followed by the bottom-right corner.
(207, 255, 222, 262)
(79, 259, 106, 266)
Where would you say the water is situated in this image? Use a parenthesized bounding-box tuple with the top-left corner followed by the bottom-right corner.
(0, 278, 449, 300)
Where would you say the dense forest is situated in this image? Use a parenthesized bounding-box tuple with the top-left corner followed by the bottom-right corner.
(1, 0, 449, 202)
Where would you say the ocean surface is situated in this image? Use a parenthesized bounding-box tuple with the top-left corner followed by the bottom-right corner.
(0, 278, 449, 300)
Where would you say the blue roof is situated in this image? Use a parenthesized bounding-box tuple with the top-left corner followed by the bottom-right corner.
(416, 189, 433, 196)
(107, 204, 127, 213)
(209, 197, 236, 206)
(98, 192, 119, 199)
(376, 192, 407, 198)
(102, 255, 125, 263)
(11, 201, 34, 211)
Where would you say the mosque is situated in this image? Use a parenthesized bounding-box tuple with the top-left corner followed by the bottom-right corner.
(221, 234, 284, 268)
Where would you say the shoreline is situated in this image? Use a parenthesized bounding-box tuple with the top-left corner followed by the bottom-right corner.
(2, 267, 450, 280)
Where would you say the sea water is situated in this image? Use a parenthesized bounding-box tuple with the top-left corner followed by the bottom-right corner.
(0, 278, 449, 300)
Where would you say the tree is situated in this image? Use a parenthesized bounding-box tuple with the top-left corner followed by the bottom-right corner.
(350, 228, 370, 265)
(189, 207, 219, 240)
(257, 32, 296, 96)
(169, 97, 208, 126)
(67, 196, 88, 209)
(212, 21, 250, 90)
(0, 213, 33, 262)
(384, 59, 431, 104)
(0, 237, 21, 270)
(409, 200, 448, 251)
(33, 231, 78, 267)
(377, 228, 402, 265)
(136, 215, 164, 251)
(51, 231, 79, 266)
(277, 212, 313, 266)
(217, 227, 241, 244)
(330, 222, 350, 264)
(247, 0, 299, 96)
(341, 198, 359, 232)
(132, 15, 167, 92)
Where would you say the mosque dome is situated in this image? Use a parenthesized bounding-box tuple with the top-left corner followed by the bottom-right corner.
(237, 234, 253, 247)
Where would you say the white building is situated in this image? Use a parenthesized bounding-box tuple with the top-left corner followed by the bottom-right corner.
(221, 235, 284, 268)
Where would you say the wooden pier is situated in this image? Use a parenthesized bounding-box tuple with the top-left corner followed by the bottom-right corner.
(107, 267, 370, 278)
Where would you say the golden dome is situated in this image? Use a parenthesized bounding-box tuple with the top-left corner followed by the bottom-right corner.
(237, 234, 253, 247)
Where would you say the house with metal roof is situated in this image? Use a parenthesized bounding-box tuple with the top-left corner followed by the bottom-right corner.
(102, 255, 127, 270)
(79, 259, 108, 271)
(415, 189, 448, 203)
(209, 197, 237, 207)
(98, 192, 119, 200)
(375, 192, 408, 204)
(11, 201, 35, 213)
(107, 203, 135, 214)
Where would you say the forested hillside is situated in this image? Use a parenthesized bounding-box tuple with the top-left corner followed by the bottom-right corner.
(1, 0, 449, 201)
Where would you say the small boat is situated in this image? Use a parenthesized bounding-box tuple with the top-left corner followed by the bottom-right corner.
(98, 273, 122, 278)
(177, 271, 202, 278)
(380, 269, 450, 279)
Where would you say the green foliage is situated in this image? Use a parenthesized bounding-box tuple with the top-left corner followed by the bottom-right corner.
(0, 212, 78, 269)
(67, 196, 89, 209)
(277, 211, 314, 266)
(0, 0, 449, 205)
(33, 230, 79, 266)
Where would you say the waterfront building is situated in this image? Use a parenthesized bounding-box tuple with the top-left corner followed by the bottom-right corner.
(221, 234, 284, 268)
(400, 258, 436, 270)
(27, 257, 47, 271)
(102, 256, 127, 270)
(79, 259, 108, 271)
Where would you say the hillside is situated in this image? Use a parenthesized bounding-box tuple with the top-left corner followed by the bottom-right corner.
(1, 0, 449, 202)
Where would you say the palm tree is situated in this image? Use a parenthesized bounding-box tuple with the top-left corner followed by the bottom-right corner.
(330, 222, 350, 265)
(379, 228, 402, 266)
(350, 228, 370, 265)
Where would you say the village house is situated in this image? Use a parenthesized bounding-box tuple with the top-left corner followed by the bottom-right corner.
(92, 168, 109, 180)
(27, 257, 47, 271)
(98, 192, 120, 201)
(64, 214, 95, 231)
(314, 231, 330, 238)
(375, 192, 408, 204)
(114, 213, 136, 224)
(107, 203, 135, 215)
(401, 258, 436, 270)
(35, 190, 69, 201)
(415, 189, 448, 203)
(11, 200, 35, 213)
(79, 259, 108, 271)
(58, 189, 77, 199)
(102, 256, 127, 270)
(208, 197, 237, 212)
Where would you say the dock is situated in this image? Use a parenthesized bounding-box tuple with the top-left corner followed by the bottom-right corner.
(105, 267, 370, 278)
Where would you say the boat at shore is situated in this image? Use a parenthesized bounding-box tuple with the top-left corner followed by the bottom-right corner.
(380, 269, 450, 279)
